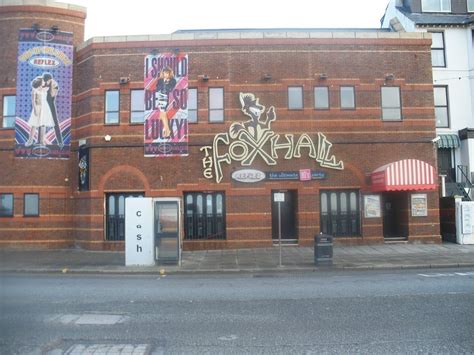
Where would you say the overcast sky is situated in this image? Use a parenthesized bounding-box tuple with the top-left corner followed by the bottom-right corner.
(63, 0, 389, 40)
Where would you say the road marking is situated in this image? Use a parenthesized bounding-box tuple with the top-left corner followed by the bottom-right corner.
(49, 313, 128, 325)
(218, 334, 238, 341)
(418, 272, 474, 278)
(64, 343, 150, 354)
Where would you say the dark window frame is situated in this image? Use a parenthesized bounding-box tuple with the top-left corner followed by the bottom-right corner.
(434, 85, 450, 128)
(188, 87, 198, 123)
(340, 86, 356, 110)
(381, 86, 403, 121)
(320, 190, 361, 237)
(105, 192, 144, 241)
(288, 86, 304, 110)
(2, 95, 16, 129)
(314, 86, 330, 110)
(0, 193, 14, 217)
(430, 31, 446, 67)
(104, 90, 120, 125)
(24, 193, 39, 217)
(208, 87, 224, 123)
(184, 192, 226, 240)
(129, 89, 144, 124)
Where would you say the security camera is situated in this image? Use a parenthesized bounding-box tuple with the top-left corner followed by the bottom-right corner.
(431, 136, 441, 143)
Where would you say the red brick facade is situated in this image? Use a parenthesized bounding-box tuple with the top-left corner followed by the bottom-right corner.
(0, 2, 441, 250)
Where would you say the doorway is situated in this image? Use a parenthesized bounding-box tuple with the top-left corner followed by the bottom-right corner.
(154, 200, 180, 264)
(383, 192, 408, 240)
(271, 190, 297, 243)
(437, 148, 454, 182)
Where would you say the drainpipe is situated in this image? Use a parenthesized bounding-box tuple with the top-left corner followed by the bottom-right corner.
(439, 175, 446, 197)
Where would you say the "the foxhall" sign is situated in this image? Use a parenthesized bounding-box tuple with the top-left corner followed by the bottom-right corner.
(201, 93, 344, 183)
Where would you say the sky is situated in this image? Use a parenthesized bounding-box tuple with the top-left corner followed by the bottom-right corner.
(63, 0, 390, 40)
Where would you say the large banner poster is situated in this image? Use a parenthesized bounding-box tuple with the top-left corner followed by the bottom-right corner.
(14, 28, 73, 159)
(144, 53, 188, 157)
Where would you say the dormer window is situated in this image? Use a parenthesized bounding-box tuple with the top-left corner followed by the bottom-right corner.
(421, 0, 451, 12)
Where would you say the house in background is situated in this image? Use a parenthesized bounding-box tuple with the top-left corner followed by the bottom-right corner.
(382, 0, 474, 200)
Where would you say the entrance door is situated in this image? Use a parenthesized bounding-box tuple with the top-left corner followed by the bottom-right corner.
(154, 200, 179, 264)
(437, 149, 454, 182)
(383, 192, 408, 240)
(272, 190, 297, 243)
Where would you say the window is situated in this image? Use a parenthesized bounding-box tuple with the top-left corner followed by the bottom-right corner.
(130, 89, 144, 124)
(381, 87, 402, 121)
(105, 192, 144, 241)
(422, 0, 451, 12)
(0, 193, 14, 217)
(434, 86, 449, 127)
(105, 90, 120, 124)
(314, 87, 329, 109)
(209, 88, 224, 122)
(288, 86, 303, 109)
(188, 88, 198, 123)
(430, 32, 446, 67)
(24, 193, 39, 216)
(469, 0, 474, 11)
(2, 95, 15, 128)
(340, 86, 355, 109)
(320, 190, 360, 236)
(184, 192, 225, 240)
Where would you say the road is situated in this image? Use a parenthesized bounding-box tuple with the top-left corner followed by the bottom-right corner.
(1, 268, 474, 354)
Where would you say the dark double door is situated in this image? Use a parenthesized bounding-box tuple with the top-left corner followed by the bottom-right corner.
(271, 190, 297, 243)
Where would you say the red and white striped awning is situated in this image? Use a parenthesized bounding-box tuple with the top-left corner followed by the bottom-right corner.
(371, 159, 437, 192)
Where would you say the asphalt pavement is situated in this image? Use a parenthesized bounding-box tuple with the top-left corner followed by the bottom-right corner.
(1, 242, 474, 274)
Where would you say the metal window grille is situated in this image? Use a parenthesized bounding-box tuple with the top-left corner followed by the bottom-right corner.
(184, 192, 226, 240)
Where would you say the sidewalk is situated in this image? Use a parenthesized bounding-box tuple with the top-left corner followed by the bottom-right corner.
(1, 243, 474, 275)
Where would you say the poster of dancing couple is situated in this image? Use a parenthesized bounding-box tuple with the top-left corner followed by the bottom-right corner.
(14, 28, 73, 159)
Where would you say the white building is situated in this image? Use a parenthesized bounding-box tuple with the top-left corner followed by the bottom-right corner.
(382, 0, 474, 200)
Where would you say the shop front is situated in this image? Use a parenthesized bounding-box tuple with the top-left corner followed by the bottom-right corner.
(371, 159, 437, 241)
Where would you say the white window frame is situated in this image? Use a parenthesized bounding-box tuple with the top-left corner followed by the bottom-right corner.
(468, 0, 474, 12)
(421, 0, 451, 12)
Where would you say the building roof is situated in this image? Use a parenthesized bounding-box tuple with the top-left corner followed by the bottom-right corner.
(77, 29, 429, 51)
(397, 6, 474, 26)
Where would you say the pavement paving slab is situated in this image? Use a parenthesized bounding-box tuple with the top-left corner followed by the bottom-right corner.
(0, 243, 473, 274)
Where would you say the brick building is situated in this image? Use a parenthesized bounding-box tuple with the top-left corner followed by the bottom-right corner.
(0, 1, 441, 252)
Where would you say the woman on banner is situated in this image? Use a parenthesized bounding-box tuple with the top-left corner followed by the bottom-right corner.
(156, 66, 177, 138)
(25, 77, 55, 146)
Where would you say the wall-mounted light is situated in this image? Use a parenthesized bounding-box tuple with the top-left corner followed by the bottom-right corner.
(104, 135, 112, 142)
(51, 25, 59, 33)
(31, 23, 40, 32)
(385, 73, 395, 81)
(262, 73, 272, 81)
(199, 74, 209, 81)
(319, 73, 328, 80)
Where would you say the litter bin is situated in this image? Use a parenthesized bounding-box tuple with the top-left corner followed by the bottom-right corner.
(315, 233, 333, 266)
